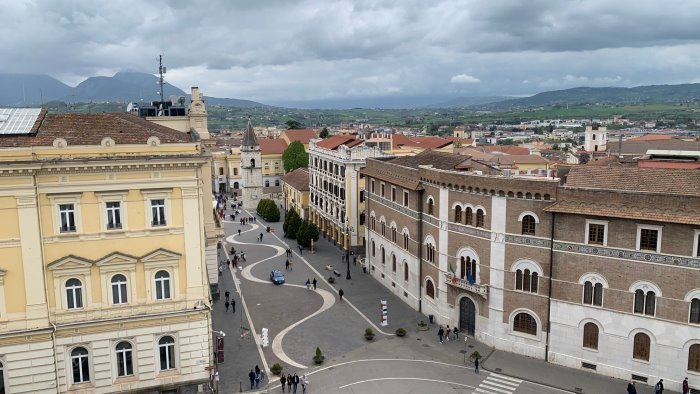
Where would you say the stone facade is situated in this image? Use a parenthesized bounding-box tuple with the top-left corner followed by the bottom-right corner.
(362, 150, 700, 392)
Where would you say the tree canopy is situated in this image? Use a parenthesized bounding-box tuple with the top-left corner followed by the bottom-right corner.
(319, 127, 330, 138)
(282, 140, 309, 173)
(285, 120, 304, 129)
(256, 199, 280, 222)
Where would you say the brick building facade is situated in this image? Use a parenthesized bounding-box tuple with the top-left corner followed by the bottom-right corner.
(362, 150, 700, 392)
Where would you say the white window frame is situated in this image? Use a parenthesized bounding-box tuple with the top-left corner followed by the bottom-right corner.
(630, 281, 662, 317)
(59, 204, 77, 233)
(579, 273, 608, 307)
(143, 191, 172, 229)
(106, 201, 122, 230)
(69, 346, 91, 385)
(49, 194, 82, 235)
(154, 270, 172, 301)
(65, 278, 84, 310)
(636, 224, 663, 253)
(110, 274, 129, 305)
(157, 335, 177, 371)
(585, 219, 609, 246)
(115, 341, 135, 378)
(693, 229, 700, 258)
(142, 249, 181, 303)
(151, 199, 167, 227)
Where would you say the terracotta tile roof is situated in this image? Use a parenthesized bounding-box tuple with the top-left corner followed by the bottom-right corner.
(316, 135, 361, 150)
(281, 167, 310, 191)
(563, 166, 700, 196)
(282, 129, 318, 144)
(392, 134, 453, 149)
(497, 154, 550, 165)
(0, 112, 192, 147)
(389, 149, 470, 171)
(607, 139, 700, 156)
(259, 138, 288, 154)
(627, 134, 675, 141)
(360, 166, 422, 190)
(544, 200, 700, 225)
(482, 145, 531, 155)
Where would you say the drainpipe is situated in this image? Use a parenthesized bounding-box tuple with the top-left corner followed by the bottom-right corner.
(545, 212, 556, 362)
(418, 188, 424, 313)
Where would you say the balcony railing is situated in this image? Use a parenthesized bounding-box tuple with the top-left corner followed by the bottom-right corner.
(444, 273, 488, 299)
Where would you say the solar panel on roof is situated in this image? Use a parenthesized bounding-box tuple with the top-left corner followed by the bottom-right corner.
(0, 108, 42, 135)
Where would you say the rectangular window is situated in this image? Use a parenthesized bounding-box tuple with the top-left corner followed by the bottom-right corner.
(59, 204, 76, 232)
(371, 180, 375, 193)
(403, 191, 409, 207)
(360, 190, 365, 203)
(391, 187, 396, 202)
(233, 168, 238, 176)
(380, 183, 385, 198)
(638, 228, 659, 251)
(151, 200, 166, 226)
(588, 224, 605, 245)
(694, 230, 700, 258)
(106, 202, 122, 229)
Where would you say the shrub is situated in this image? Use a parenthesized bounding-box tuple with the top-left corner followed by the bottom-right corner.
(313, 347, 325, 364)
(328, 276, 335, 284)
(418, 320, 427, 327)
(364, 327, 375, 340)
(395, 328, 406, 337)
(470, 351, 481, 360)
(256, 199, 280, 222)
(286, 211, 302, 239)
(270, 363, 283, 375)
(283, 207, 298, 235)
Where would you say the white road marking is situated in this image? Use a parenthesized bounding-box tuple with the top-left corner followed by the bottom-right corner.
(490, 373, 522, 383)
(472, 373, 521, 394)
(338, 377, 476, 390)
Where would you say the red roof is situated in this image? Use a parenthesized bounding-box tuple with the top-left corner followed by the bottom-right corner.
(483, 145, 530, 155)
(391, 134, 453, 149)
(282, 129, 318, 144)
(259, 138, 288, 154)
(316, 135, 361, 150)
(627, 134, 675, 141)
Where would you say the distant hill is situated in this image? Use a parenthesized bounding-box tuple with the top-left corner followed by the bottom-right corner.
(477, 84, 700, 109)
(0, 72, 266, 108)
(428, 96, 512, 108)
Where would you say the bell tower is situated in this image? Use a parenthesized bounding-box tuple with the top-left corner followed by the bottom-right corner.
(241, 117, 263, 210)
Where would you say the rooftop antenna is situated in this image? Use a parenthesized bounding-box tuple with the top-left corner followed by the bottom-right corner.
(158, 54, 166, 105)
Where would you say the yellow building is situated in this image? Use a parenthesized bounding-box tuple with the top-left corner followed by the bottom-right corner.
(281, 168, 310, 220)
(0, 109, 218, 393)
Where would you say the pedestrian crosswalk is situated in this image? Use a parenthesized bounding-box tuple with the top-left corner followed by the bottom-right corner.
(473, 373, 522, 394)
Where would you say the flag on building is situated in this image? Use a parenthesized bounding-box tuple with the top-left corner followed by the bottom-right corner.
(449, 263, 457, 284)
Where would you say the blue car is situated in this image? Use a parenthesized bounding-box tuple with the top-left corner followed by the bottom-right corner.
(270, 269, 285, 285)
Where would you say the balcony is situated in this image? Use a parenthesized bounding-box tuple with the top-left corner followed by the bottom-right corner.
(444, 273, 488, 299)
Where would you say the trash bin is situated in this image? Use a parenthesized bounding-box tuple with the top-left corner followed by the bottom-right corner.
(429, 314, 434, 324)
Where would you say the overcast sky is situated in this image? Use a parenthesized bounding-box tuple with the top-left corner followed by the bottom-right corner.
(2, 0, 699, 107)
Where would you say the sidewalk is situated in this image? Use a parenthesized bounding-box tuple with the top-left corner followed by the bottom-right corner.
(256, 209, 669, 394)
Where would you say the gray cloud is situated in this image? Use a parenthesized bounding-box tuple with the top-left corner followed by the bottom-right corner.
(1, 0, 699, 105)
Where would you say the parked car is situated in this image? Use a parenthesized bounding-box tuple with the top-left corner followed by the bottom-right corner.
(270, 269, 285, 285)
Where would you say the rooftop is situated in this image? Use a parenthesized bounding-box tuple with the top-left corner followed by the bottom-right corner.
(316, 135, 363, 150)
(389, 149, 470, 171)
(281, 129, 318, 145)
(281, 167, 310, 191)
(259, 138, 288, 155)
(563, 166, 699, 196)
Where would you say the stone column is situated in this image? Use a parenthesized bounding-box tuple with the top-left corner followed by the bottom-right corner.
(16, 194, 49, 328)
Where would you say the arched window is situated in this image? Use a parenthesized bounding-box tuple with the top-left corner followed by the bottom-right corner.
(465, 207, 473, 226)
(403, 232, 409, 250)
(475, 209, 484, 227)
(634, 289, 655, 316)
(522, 215, 536, 235)
(689, 344, 700, 372)
(426, 243, 436, 264)
(459, 256, 477, 282)
(633, 333, 650, 361)
(158, 336, 176, 371)
(392, 255, 397, 272)
(583, 322, 599, 349)
(250, 158, 256, 168)
(427, 198, 434, 215)
(381, 220, 386, 236)
(404, 262, 409, 281)
(71, 347, 90, 383)
(381, 247, 385, 265)
(690, 298, 700, 324)
(426, 279, 435, 299)
(391, 226, 397, 243)
(233, 182, 239, 189)
(513, 312, 537, 335)
(111, 274, 128, 305)
(454, 206, 462, 222)
(65, 278, 83, 310)
(370, 216, 376, 231)
(155, 270, 171, 300)
(583, 281, 604, 306)
(515, 269, 538, 293)
(115, 341, 134, 377)
(371, 240, 376, 257)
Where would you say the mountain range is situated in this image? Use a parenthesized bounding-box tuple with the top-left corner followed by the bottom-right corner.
(1, 72, 699, 109)
(0, 72, 264, 108)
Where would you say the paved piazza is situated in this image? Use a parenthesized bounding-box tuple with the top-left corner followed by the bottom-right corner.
(210, 205, 656, 394)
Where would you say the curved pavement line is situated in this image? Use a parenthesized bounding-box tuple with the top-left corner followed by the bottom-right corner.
(338, 377, 476, 390)
(226, 230, 336, 370)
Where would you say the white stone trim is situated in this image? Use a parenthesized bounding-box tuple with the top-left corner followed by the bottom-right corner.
(111, 338, 138, 380)
(517, 211, 540, 223)
(635, 224, 663, 253)
(508, 308, 543, 339)
(578, 272, 609, 288)
(49, 193, 83, 235)
(424, 275, 437, 300)
(584, 219, 609, 246)
(66, 344, 95, 388)
(96, 192, 129, 232)
(685, 289, 700, 302)
(143, 190, 173, 229)
(693, 229, 700, 258)
(451, 201, 463, 210)
(511, 259, 543, 275)
(474, 205, 487, 216)
(629, 280, 662, 297)
(155, 333, 180, 374)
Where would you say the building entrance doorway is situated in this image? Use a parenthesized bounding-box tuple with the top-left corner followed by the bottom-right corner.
(459, 297, 476, 336)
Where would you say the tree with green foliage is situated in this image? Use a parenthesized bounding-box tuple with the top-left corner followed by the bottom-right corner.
(296, 220, 320, 247)
(285, 120, 303, 129)
(319, 127, 330, 138)
(282, 141, 309, 173)
(286, 210, 302, 239)
(256, 199, 280, 222)
(283, 207, 298, 235)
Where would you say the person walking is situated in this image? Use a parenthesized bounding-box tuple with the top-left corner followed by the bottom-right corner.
(224, 290, 230, 302)
(292, 373, 300, 393)
(287, 373, 293, 392)
(255, 365, 261, 388)
(218, 264, 223, 276)
(231, 298, 236, 313)
(285, 260, 290, 271)
(306, 279, 311, 290)
(655, 379, 664, 394)
(445, 325, 451, 342)
(438, 326, 444, 343)
(453, 326, 459, 340)
(312, 278, 317, 290)
(224, 301, 230, 312)
(627, 380, 637, 394)
(301, 373, 308, 394)
(298, 245, 303, 255)
(260, 232, 264, 242)
(238, 229, 241, 237)
(474, 357, 480, 374)
(248, 369, 255, 390)
(339, 288, 344, 302)
(280, 374, 287, 392)
(683, 377, 689, 394)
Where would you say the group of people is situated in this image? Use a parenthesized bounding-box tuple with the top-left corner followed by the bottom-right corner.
(240, 216, 255, 225)
(437, 324, 460, 344)
(626, 377, 692, 394)
(223, 290, 235, 313)
(279, 372, 308, 393)
(305, 278, 318, 290)
(248, 365, 266, 389)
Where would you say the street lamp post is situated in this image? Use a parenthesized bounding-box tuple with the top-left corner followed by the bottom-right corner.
(343, 224, 353, 280)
